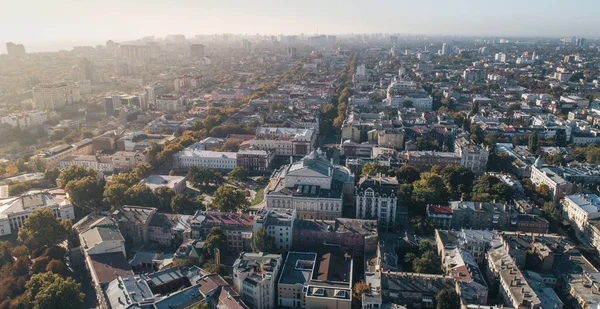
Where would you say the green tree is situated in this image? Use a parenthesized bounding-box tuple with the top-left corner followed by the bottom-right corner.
(124, 185, 158, 207)
(412, 173, 448, 213)
(439, 165, 474, 200)
(57, 165, 96, 188)
(435, 289, 460, 309)
(103, 182, 129, 207)
(253, 227, 275, 252)
(171, 194, 197, 215)
(361, 163, 389, 177)
(528, 131, 539, 153)
(396, 165, 421, 184)
(133, 162, 153, 180)
(471, 174, 513, 202)
(26, 272, 84, 309)
(18, 209, 70, 252)
(221, 139, 241, 152)
(64, 176, 103, 209)
(46, 260, 69, 277)
(155, 186, 176, 212)
(49, 128, 70, 141)
(205, 227, 226, 257)
(44, 168, 61, 186)
(210, 186, 250, 212)
(228, 166, 249, 182)
(412, 251, 441, 274)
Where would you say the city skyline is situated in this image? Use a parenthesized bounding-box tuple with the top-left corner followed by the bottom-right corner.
(2, 0, 600, 53)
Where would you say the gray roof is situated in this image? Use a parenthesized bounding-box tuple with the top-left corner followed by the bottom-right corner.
(279, 251, 317, 286)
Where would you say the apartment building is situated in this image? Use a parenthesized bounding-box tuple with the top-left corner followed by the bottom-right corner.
(386, 80, 433, 112)
(31, 139, 93, 169)
(233, 252, 283, 309)
(191, 211, 254, 254)
(0, 111, 47, 128)
(250, 127, 316, 157)
(32, 82, 81, 110)
(59, 155, 114, 173)
(454, 136, 489, 175)
(237, 149, 275, 171)
(355, 174, 398, 231)
(278, 246, 353, 309)
(253, 208, 296, 251)
(293, 218, 378, 253)
(530, 157, 575, 200)
(111, 206, 157, 245)
(404, 151, 461, 171)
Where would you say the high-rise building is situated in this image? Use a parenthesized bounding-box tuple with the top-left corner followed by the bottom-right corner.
(390, 35, 399, 46)
(494, 52, 507, 63)
(441, 42, 451, 56)
(6, 42, 26, 58)
(32, 82, 81, 110)
(286, 47, 297, 58)
(190, 44, 205, 59)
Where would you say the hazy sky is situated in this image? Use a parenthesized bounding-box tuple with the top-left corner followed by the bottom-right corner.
(2, 0, 599, 52)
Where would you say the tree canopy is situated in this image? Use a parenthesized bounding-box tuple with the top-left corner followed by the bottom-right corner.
(18, 209, 71, 251)
(253, 227, 275, 253)
(26, 272, 85, 309)
(228, 166, 249, 183)
(210, 186, 250, 212)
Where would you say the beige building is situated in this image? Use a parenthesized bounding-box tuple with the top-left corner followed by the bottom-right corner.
(111, 151, 149, 172)
(233, 252, 283, 309)
(278, 247, 352, 309)
(32, 82, 81, 110)
(530, 157, 575, 200)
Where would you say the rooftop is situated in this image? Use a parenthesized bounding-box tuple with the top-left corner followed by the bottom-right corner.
(279, 251, 318, 286)
(140, 175, 186, 191)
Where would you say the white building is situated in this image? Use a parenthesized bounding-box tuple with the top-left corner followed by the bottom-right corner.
(250, 127, 316, 157)
(562, 194, 600, 234)
(174, 142, 237, 170)
(530, 158, 575, 200)
(233, 252, 283, 309)
(0, 111, 48, 128)
(386, 80, 433, 112)
(494, 53, 507, 63)
(0, 190, 75, 237)
(32, 82, 81, 110)
(155, 94, 184, 112)
(560, 95, 589, 108)
(59, 155, 114, 173)
(455, 136, 489, 175)
(266, 150, 354, 220)
(355, 174, 398, 231)
(253, 208, 296, 251)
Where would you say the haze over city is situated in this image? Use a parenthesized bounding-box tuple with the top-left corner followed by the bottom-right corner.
(2, 2, 600, 309)
(3, 0, 600, 52)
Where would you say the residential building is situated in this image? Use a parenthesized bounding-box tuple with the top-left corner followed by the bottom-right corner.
(454, 136, 489, 175)
(562, 194, 600, 235)
(0, 189, 74, 237)
(404, 151, 461, 172)
(377, 130, 404, 149)
(435, 229, 499, 264)
(174, 142, 237, 170)
(531, 157, 575, 200)
(190, 211, 254, 254)
(237, 149, 275, 171)
(111, 151, 149, 172)
(441, 248, 488, 305)
(487, 246, 542, 309)
(381, 272, 455, 308)
(293, 218, 378, 253)
(59, 155, 114, 173)
(0, 111, 47, 128)
(250, 127, 316, 157)
(31, 139, 93, 169)
(266, 150, 354, 220)
(278, 246, 353, 309)
(233, 252, 283, 309)
(253, 208, 296, 251)
(148, 213, 191, 247)
(140, 175, 187, 194)
(355, 174, 398, 231)
(103, 267, 224, 309)
(111, 206, 157, 245)
(32, 82, 81, 110)
(386, 80, 433, 112)
(156, 94, 185, 112)
(6, 42, 26, 58)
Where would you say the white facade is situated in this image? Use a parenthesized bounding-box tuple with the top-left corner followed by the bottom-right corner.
(0, 190, 75, 237)
(59, 155, 114, 173)
(0, 111, 47, 128)
(32, 82, 81, 110)
(386, 80, 433, 112)
(233, 253, 283, 309)
(355, 175, 398, 230)
(174, 142, 237, 170)
(251, 127, 316, 157)
(530, 158, 574, 200)
(253, 208, 296, 251)
(156, 95, 184, 112)
(562, 194, 600, 233)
